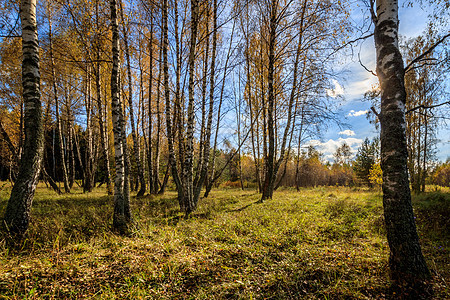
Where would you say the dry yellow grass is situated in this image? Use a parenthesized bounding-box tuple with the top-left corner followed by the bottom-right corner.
(0, 183, 448, 299)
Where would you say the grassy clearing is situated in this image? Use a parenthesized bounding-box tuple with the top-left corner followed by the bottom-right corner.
(0, 183, 448, 299)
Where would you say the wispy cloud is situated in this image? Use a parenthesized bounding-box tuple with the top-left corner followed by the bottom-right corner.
(326, 79, 344, 98)
(339, 130, 355, 136)
(347, 110, 368, 117)
(304, 137, 363, 161)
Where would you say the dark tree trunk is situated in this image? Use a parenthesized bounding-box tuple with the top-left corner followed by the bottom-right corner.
(261, 0, 277, 201)
(158, 165, 170, 195)
(372, 0, 430, 292)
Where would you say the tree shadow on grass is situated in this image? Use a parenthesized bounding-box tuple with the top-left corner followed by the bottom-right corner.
(0, 193, 184, 252)
(226, 200, 260, 213)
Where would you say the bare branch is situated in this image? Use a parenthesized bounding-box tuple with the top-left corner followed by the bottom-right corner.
(0, 14, 20, 39)
(404, 32, 450, 73)
(327, 33, 374, 58)
(406, 62, 438, 73)
(406, 101, 450, 114)
(359, 52, 377, 76)
(369, 0, 377, 24)
(370, 106, 380, 118)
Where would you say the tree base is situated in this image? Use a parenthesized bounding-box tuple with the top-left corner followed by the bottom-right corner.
(388, 277, 433, 300)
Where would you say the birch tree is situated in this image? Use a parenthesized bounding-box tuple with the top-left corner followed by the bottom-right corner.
(47, 2, 70, 193)
(3, 0, 44, 237)
(120, 0, 146, 197)
(370, 0, 430, 292)
(242, 0, 349, 201)
(111, 0, 132, 233)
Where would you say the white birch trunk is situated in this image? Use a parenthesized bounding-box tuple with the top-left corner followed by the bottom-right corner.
(3, 0, 44, 237)
(111, 0, 131, 234)
(373, 0, 430, 290)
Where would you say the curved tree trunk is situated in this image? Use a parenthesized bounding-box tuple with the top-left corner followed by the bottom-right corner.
(3, 0, 44, 237)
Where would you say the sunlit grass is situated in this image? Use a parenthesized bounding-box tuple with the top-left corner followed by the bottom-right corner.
(0, 183, 448, 299)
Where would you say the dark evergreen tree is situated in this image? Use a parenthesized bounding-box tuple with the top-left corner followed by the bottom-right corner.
(353, 138, 379, 187)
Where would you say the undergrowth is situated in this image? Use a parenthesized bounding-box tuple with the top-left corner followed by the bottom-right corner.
(0, 184, 448, 299)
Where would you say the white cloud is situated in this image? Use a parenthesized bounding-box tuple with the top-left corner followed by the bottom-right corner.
(304, 137, 363, 162)
(339, 130, 355, 136)
(347, 110, 368, 117)
(326, 79, 344, 98)
(344, 78, 377, 99)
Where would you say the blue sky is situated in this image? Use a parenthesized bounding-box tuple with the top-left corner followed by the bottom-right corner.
(308, 3, 449, 162)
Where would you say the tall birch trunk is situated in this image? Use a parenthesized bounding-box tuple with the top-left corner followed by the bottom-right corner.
(63, 80, 76, 189)
(67, 114, 75, 189)
(147, 8, 154, 195)
(194, 0, 217, 202)
(204, 17, 235, 198)
(183, 0, 200, 215)
(195, 5, 210, 185)
(94, 1, 112, 195)
(120, 71, 131, 213)
(372, 0, 430, 291)
(3, 0, 44, 237)
(111, 0, 132, 234)
(95, 63, 112, 194)
(48, 5, 70, 193)
(421, 112, 428, 193)
(163, 0, 183, 208)
(139, 40, 147, 193)
(245, 3, 261, 193)
(261, 0, 277, 201)
(154, 45, 163, 194)
(120, 1, 146, 197)
(174, 0, 186, 185)
(84, 64, 95, 192)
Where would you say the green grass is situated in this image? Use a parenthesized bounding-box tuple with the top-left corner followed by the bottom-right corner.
(0, 183, 448, 299)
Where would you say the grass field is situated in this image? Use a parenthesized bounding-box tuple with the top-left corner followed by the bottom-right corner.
(0, 183, 448, 299)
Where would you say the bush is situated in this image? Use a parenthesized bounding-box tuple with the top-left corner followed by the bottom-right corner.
(221, 180, 242, 188)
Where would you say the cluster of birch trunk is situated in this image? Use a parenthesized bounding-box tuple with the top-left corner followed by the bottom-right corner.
(1, 0, 352, 220)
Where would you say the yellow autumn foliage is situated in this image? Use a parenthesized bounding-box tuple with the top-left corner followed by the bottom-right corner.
(369, 163, 383, 186)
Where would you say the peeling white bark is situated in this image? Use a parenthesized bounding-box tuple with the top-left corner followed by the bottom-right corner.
(3, 0, 44, 236)
(374, 0, 430, 286)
